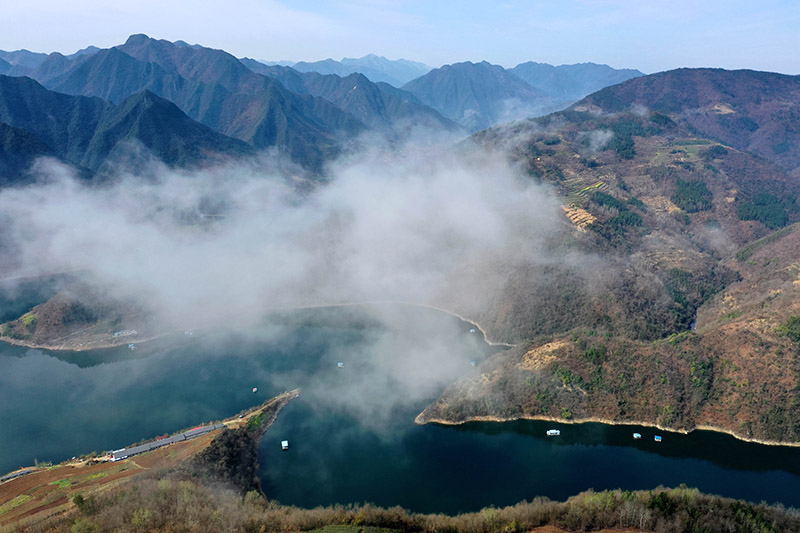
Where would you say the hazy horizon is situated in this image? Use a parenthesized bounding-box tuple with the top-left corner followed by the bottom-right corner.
(3, 1, 799, 75)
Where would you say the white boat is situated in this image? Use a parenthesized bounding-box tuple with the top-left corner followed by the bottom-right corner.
(546, 429, 560, 436)
(281, 440, 289, 450)
(252, 387, 258, 393)
(633, 433, 642, 439)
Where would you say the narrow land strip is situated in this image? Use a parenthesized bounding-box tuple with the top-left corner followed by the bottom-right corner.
(0, 389, 299, 530)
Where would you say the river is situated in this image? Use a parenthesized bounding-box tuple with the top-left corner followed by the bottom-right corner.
(1, 304, 799, 513)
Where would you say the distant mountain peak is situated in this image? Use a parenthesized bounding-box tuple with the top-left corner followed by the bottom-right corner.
(294, 54, 432, 87)
(70, 45, 100, 57)
(402, 60, 555, 131)
(509, 61, 644, 104)
(124, 34, 151, 46)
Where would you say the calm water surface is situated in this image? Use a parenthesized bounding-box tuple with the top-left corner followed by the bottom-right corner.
(1, 304, 799, 513)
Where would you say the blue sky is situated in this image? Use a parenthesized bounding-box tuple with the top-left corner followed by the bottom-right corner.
(4, 0, 799, 73)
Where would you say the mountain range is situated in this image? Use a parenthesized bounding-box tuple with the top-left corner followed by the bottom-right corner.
(0, 74, 253, 178)
(419, 67, 800, 443)
(396, 60, 643, 132)
(402, 60, 557, 131)
(5, 35, 368, 173)
(510, 61, 644, 103)
(291, 54, 432, 87)
(0, 46, 101, 76)
(288, 58, 644, 132)
(581, 68, 800, 173)
(0, 37, 645, 173)
(239, 61, 458, 132)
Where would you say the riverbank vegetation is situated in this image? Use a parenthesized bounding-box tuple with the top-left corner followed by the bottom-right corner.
(21, 477, 800, 533)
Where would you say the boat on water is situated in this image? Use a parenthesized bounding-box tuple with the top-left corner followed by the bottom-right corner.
(654, 435, 662, 442)
(546, 429, 560, 436)
(252, 387, 258, 393)
(281, 440, 289, 450)
(633, 432, 642, 439)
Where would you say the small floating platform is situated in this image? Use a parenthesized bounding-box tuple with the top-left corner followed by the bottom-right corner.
(546, 429, 561, 436)
(633, 433, 642, 439)
(281, 440, 289, 450)
(654, 435, 662, 442)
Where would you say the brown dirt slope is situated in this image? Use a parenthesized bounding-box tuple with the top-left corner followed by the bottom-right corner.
(419, 224, 800, 444)
(421, 111, 800, 444)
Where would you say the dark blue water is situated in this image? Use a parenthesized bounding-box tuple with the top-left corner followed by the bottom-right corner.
(261, 400, 800, 514)
(1, 304, 800, 513)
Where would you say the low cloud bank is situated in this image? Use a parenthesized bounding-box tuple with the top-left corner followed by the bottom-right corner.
(0, 143, 565, 330)
(0, 141, 575, 423)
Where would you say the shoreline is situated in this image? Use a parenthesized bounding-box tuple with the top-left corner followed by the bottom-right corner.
(0, 331, 171, 352)
(1, 389, 300, 480)
(292, 299, 516, 348)
(0, 299, 514, 353)
(0, 390, 300, 528)
(415, 413, 800, 448)
(8, 300, 798, 450)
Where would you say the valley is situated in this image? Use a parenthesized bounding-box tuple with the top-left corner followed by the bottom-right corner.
(1, 22, 800, 532)
(2, 307, 800, 533)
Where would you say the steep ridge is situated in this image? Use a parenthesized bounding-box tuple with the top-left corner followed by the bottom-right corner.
(82, 90, 255, 171)
(32, 47, 183, 105)
(580, 68, 800, 173)
(0, 122, 56, 184)
(27, 35, 365, 172)
(249, 63, 459, 132)
(402, 61, 557, 131)
(0, 75, 253, 175)
(510, 61, 644, 104)
(0, 49, 48, 72)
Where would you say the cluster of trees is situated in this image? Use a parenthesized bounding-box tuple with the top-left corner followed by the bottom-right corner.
(778, 316, 800, 343)
(737, 193, 793, 229)
(671, 179, 713, 212)
(587, 191, 643, 244)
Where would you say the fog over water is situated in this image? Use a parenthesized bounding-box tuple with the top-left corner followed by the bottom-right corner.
(3, 136, 800, 514)
(0, 138, 583, 424)
(0, 142, 565, 327)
